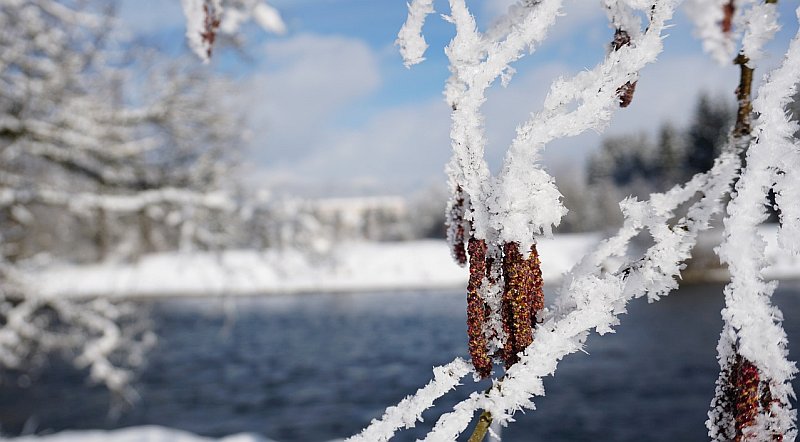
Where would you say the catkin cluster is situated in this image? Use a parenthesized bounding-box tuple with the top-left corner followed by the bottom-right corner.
(453, 207, 545, 378)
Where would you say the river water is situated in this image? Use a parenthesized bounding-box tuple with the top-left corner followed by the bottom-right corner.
(2, 281, 800, 441)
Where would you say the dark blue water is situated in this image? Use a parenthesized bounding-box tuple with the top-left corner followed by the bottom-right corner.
(2, 281, 800, 441)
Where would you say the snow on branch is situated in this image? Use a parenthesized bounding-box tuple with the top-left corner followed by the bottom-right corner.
(424, 151, 740, 441)
(0, 187, 236, 214)
(741, 1, 780, 65)
(707, 7, 800, 439)
(181, 0, 286, 62)
(0, 263, 154, 398)
(346, 358, 472, 442)
(686, 0, 780, 66)
(506, 1, 679, 237)
(684, 0, 735, 64)
(396, 0, 435, 67)
(350, 147, 741, 441)
(442, 0, 564, 245)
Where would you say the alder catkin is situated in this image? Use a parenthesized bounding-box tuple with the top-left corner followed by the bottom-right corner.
(467, 238, 492, 378)
(499, 242, 543, 368)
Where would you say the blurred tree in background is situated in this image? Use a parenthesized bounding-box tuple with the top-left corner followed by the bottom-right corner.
(0, 0, 246, 397)
(580, 93, 734, 232)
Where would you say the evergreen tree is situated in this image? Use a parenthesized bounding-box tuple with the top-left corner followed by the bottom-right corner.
(654, 123, 683, 190)
(684, 94, 734, 178)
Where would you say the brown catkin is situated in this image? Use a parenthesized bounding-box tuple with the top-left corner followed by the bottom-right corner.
(530, 245, 544, 326)
(499, 242, 543, 368)
(731, 355, 760, 441)
(467, 238, 492, 378)
(617, 81, 637, 108)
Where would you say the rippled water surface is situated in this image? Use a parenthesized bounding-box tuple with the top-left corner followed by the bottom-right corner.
(3, 281, 800, 441)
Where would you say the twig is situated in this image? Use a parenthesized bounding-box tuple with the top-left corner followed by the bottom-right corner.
(467, 410, 493, 442)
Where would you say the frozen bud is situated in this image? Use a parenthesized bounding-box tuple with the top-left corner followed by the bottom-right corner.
(617, 81, 637, 108)
(611, 29, 631, 51)
(610, 29, 637, 108)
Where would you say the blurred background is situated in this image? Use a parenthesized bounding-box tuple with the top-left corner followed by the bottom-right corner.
(2, 0, 800, 441)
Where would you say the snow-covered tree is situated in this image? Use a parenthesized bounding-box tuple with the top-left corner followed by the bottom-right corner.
(348, 1, 799, 441)
(0, 0, 245, 397)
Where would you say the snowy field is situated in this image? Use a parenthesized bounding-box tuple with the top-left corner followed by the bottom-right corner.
(32, 234, 601, 299)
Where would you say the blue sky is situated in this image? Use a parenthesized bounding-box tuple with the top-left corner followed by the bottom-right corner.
(118, 0, 799, 196)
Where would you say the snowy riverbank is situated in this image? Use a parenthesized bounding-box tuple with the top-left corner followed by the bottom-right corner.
(33, 234, 601, 299)
(29, 227, 800, 300)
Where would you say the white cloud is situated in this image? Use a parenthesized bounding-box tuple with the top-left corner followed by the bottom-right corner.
(244, 41, 741, 194)
(242, 3, 790, 195)
(294, 99, 451, 188)
(245, 34, 382, 166)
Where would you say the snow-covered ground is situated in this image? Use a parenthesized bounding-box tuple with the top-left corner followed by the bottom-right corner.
(29, 228, 800, 299)
(6, 426, 274, 442)
(33, 234, 601, 299)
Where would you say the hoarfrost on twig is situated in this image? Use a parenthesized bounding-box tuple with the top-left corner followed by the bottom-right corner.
(352, 1, 800, 441)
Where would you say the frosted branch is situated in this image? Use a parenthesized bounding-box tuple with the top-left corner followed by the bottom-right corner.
(356, 1, 800, 440)
(425, 151, 740, 441)
(181, 0, 285, 61)
(684, 0, 735, 65)
(741, 1, 780, 64)
(708, 8, 800, 439)
(0, 264, 154, 397)
(0, 187, 235, 214)
(345, 358, 472, 442)
(491, 0, 677, 250)
(397, 0, 436, 67)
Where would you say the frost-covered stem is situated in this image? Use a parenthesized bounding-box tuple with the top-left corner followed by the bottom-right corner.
(419, 152, 740, 441)
(442, 0, 563, 243)
(345, 359, 473, 442)
(733, 53, 754, 139)
(396, 0, 435, 67)
(368, 1, 796, 441)
(490, 0, 678, 249)
(423, 144, 741, 440)
(708, 6, 800, 440)
(685, 0, 735, 64)
(605, 1, 640, 108)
